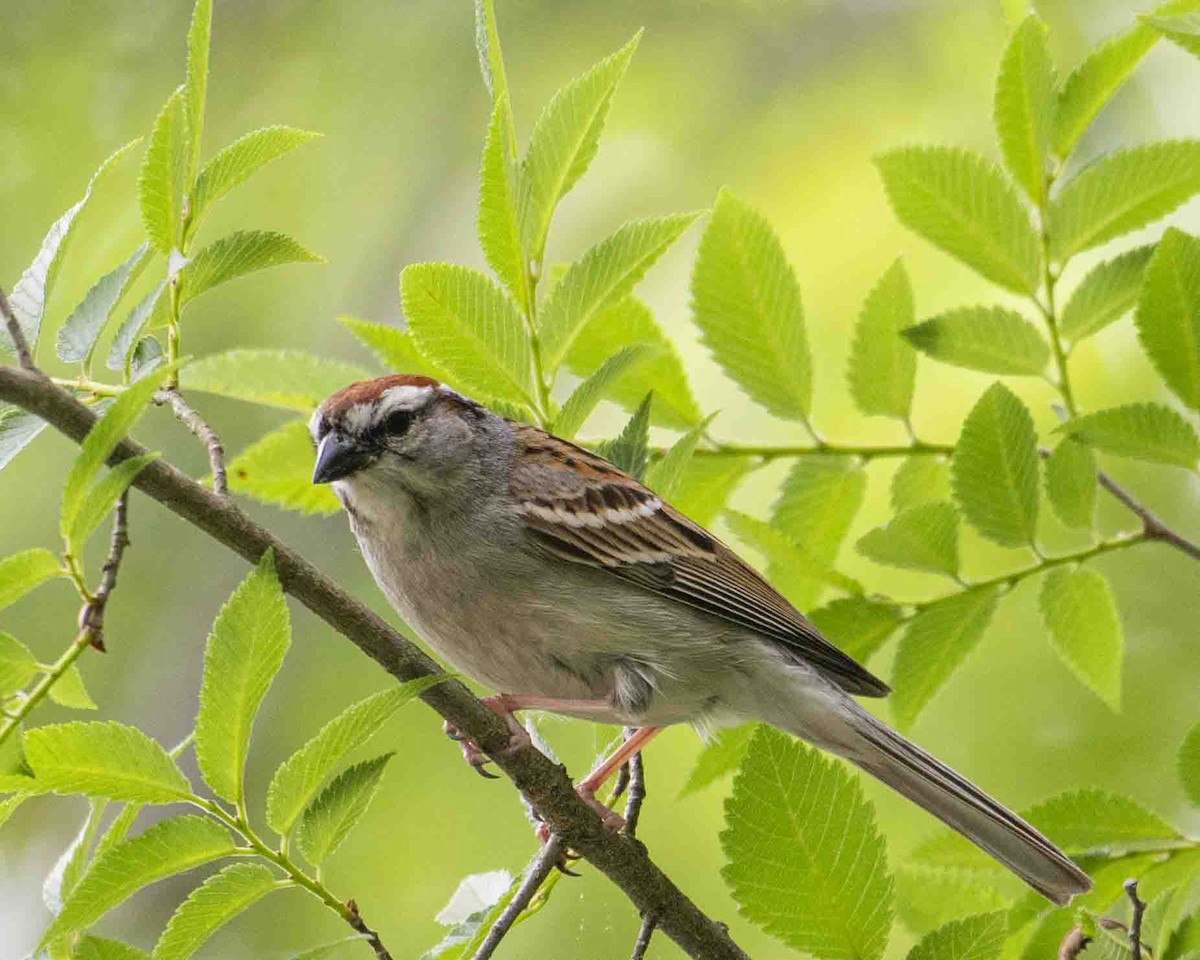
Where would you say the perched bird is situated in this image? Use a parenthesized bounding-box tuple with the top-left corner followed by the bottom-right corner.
(310, 373, 1091, 905)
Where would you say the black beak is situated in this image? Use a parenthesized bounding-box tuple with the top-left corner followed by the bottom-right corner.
(313, 433, 374, 484)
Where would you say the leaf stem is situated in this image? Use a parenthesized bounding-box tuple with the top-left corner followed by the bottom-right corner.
(1035, 175, 1077, 417)
(0, 627, 93, 747)
(49, 376, 125, 398)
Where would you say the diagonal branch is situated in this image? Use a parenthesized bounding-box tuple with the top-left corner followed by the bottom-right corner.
(0, 287, 37, 371)
(0, 364, 749, 960)
(473, 837, 565, 960)
(155, 387, 228, 495)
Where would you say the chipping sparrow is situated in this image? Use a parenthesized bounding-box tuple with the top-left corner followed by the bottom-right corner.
(310, 373, 1091, 905)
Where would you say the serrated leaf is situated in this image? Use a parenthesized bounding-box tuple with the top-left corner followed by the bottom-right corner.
(595, 393, 652, 480)
(554, 344, 654, 438)
(0, 632, 38, 696)
(1039, 567, 1123, 710)
(906, 912, 1008, 960)
(1058, 403, 1200, 467)
(182, 349, 371, 412)
(177, 230, 323, 308)
(338, 317, 451, 380)
(1135, 228, 1200, 409)
(68, 453, 159, 554)
(644, 416, 714, 501)
(539, 213, 699, 370)
(48, 666, 99, 710)
(130, 337, 165, 381)
(772, 459, 867, 595)
(139, 88, 189, 254)
(24, 721, 191, 802)
(0, 791, 29, 827)
(1062, 245, 1155, 343)
(721, 726, 894, 960)
(848, 258, 917, 420)
(875, 146, 1040, 294)
(0, 548, 63, 614)
(42, 816, 233, 946)
(671, 455, 755, 526)
(518, 32, 641, 264)
(809, 598, 904, 663)
(57, 244, 151, 365)
(400, 263, 534, 407)
(1023, 789, 1184, 856)
(152, 862, 278, 960)
(1049, 142, 1200, 261)
(61, 364, 176, 546)
(1148, 12, 1200, 58)
(564, 296, 701, 429)
(266, 676, 445, 835)
(680, 724, 756, 796)
(189, 127, 321, 238)
(691, 189, 812, 420)
(951, 383, 1040, 548)
(184, 0, 212, 186)
(995, 15, 1056, 203)
(44, 798, 106, 917)
(1181, 722, 1200, 808)
(107, 282, 167, 374)
(725, 510, 864, 600)
(296, 753, 392, 867)
(195, 553, 290, 804)
(856, 503, 960, 577)
(891, 457, 952, 512)
(77, 937, 151, 960)
(895, 866, 1010, 937)
(227, 420, 340, 515)
(0, 403, 49, 471)
(1045, 439, 1097, 529)
(5, 139, 140, 353)
(478, 95, 526, 311)
(904, 307, 1049, 376)
(892, 587, 1000, 729)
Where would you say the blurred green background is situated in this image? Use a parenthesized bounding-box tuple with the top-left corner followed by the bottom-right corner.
(3, 1, 1200, 957)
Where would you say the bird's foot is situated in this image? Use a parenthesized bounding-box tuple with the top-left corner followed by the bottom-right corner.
(441, 696, 531, 779)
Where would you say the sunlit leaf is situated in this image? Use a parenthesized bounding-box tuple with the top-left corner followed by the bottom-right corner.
(338, 317, 451, 381)
(1135, 228, 1200, 409)
(809, 598, 904, 664)
(139, 88, 189, 254)
(995, 15, 1056, 203)
(721, 726, 894, 959)
(48, 666, 99, 711)
(726, 510, 863, 600)
(595, 394, 651, 480)
(296, 753, 392, 867)
(644, 416, 714, 501)
(226, 420, 340, 515)
(856, 503, 960, 577)
(1179, 721, 1200, 808)
(0, 548, 63, 614)
(1148, 12, 1200, 58)
(554, 344, 653, 439)
(847, 258, 917, 420)
(895, 865, 1011, 937)
(76, 937, 151, 960)
(478, 95, 526, 311)
(1061, 246, 1154, 344)
(1045, 439, 1097, 529)
(875, 146, 1040, 294)
(671, 455, 755, 527)
(1057, 403, 1200, 468)
(152, 862, 278, 960)
(67, 453, 159, 555)
(1023, 789, 1184, 856)
(680, 724, 756, 796)
(57, 245, 151, 365)
(44, 797, 106, 917)
(0, 632, 38, 696)
(692, 189, 812, 419)
(891, 457, 952, 512)
(184, 0, 212, 186)
(904, 307, 1049, 376)
(182, 349, 371, 411)
(178, 230, 323, 308)
(905, 912, 1007, 960)
(1039, 567, 1123, 710)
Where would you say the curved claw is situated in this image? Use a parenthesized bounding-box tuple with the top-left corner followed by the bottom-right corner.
(471, 757, 500, 779)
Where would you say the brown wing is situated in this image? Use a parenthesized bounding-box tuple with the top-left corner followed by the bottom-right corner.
(508, 424, 889, 697)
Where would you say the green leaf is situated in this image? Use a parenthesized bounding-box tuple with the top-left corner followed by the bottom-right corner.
(478, 95, 526, 311)
(1022, 789, 1184, 856)
(57, 244, 151, 364)
(1135, 228, 1200, 409)
(91, 802, 144, 864)
(296, 752, 392, 867)
(44, 798, 107, 924)
(995, 15, 1056, 203)
(895, 866, 1010, 937)
(195, 553, 290, 804)
(0, 632, 38, 696)
(77, 937, 151, 960)
(721, 726, 894, 960)
(809, 598, 904, 664)
(905, 912, 1008, 960)
(595, 393, 652, 480)
(1179, 721, 1200, 808)
(564, 296, 701, 429)
(24, 721, 191, 802)
(182, 349, 371, 412)
(856, 503, 960, 577)
(67, 453, 159, 554)
(42, 815, 233, 946)
(424, 869, 518, 959)
(290, 938, 372, 960)
(130, 337, 165, 381)
(266, 677, 445, 835)
(338, 317, 452, 381)
(951, 383, 1040, 548)
(904, 307, 1049, 376)
(139, 88, 189, 254)
(1049, 142, 1200, 261)
(1039, 567, 1123, 710)
(554, 344, 654, 439)
(0, 792, 29, 828)
(1147, 12, 1200, 58)
(517, 32, 641, 264)
(772, 459, 867, 589)
(1045, 439, 1097, 529)
(227, 420, 341, 515)
(184, 0, 212, 185)
(892, 587, 1001, 729)
(189, 127, 321, 237)
(671, 455, 755, 527)
(892, 457, 952, 512)
(152, 862, 278, 960)
(48, 666, 99, 710)
(0, 403, 49, 471)
(1054, 23, 1160, 159)
(644, 416, 714, 501)
(847, 258, 917, 420)
(107, 282, 167, 373)
(0, 548, 63, 614)
(1061, 245, 1154, 343)
(680, 724, 756, 796)
(61, 364, 176, 544)
(539, 213, 699, 370)
(178, 230, 323, 308)
(725, 510, 864, 600)
(875, 146, 1040, 294)
(691, 189, 813, 420)
(1058, 403, 1200, 468)
(400, 263, 534, 407)
(474, 0, 512, 104)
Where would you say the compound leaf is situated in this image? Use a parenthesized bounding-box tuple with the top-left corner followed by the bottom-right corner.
(295, 753, 392, 867)
(905, 912, 1008, 960)
(178, 230, 323, 308)
(1058, 403, 1200, 468)
(856, 503, 960, 577)
(152, 861, 278, 960)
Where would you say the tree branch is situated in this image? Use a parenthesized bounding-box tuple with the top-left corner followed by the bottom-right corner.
(1125, 879, 1146, 959)
(0, 364, 749, 960)
(155, 387, 228, 495)
(346, 899, 392, 960)
(630, 915, 657, 960)
(1096, 470, 1200, 562)
(473, 837, 565, 960)
(0, 287, 36, 371)
(623, 731, 648, 841)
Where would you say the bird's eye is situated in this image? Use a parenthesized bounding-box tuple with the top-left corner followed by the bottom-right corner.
(383, 409, 414, 436)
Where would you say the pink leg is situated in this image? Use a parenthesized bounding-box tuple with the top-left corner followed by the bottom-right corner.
(575, 726, 662, 830)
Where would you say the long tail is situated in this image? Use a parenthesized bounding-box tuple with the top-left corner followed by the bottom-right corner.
(768, 694, 1092, 905)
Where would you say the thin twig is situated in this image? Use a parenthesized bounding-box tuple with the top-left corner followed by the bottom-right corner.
(156, 387, 228, 495)
(346, 899, 392, 960)
(623, 729, 648, 841)
(1126, 879, 1146, 959)
(0, 287, 36, 370)
(631, 915, 658, 960)
(1098, 469, 1200, 562)
(473, 837, 565, 960)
